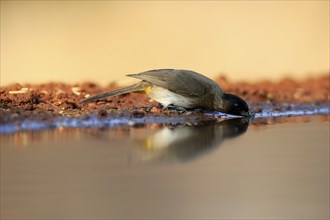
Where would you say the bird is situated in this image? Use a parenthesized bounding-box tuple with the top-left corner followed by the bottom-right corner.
(80, 69, 252, 116)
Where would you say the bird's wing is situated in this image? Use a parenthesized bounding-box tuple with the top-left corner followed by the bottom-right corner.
(127, 69, 223, 97)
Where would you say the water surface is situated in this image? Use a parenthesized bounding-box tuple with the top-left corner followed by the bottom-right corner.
(1, 116, 329, 219)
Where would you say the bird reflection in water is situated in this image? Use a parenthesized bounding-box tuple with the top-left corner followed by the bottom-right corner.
(129, 118, 250, 163)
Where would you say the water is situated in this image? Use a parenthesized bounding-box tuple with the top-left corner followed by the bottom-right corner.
(1, 116, 329, 219)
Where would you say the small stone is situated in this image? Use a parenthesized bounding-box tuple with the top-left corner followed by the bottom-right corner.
(132, 110, 145, 118)
(150, 107, 161, 113)
(98, 109, 108, 117)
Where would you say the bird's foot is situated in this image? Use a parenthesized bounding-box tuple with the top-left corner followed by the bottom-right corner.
(191, 108, 206, 114)
(164, 105, 188, 113)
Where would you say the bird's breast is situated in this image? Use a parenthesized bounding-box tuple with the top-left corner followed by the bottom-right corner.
(148, 86, 195, 108)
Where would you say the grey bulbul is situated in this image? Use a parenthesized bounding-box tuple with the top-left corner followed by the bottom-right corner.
(80, 69, 252, 116)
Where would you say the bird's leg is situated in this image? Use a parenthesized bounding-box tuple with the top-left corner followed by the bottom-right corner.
(163, 104, 188, 113)
(192, 108, 206, 113)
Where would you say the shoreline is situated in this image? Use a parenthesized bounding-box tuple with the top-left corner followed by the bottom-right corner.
(1, 74, 329, 132)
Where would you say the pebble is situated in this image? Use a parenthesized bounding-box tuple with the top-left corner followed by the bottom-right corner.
(98, 109, 108, 117)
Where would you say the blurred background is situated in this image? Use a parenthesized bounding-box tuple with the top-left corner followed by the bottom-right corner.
(1, 1, 329, 86)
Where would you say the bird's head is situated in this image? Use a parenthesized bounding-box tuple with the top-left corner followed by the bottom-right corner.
(217, 93, 252, 117)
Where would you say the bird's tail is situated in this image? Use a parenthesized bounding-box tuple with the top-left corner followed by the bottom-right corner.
(80, 81, 151, 104)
